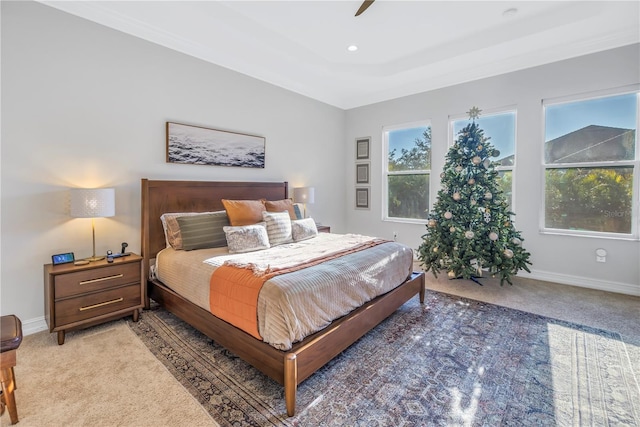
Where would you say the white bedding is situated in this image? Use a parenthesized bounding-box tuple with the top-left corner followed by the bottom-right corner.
(155, 233, 414, 350)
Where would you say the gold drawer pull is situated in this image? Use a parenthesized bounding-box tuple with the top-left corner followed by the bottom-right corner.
(79, 274, 123, 285)
(79, 297, 124, 311)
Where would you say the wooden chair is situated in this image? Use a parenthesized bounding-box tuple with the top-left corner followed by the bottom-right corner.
(1, 315, 23, 425)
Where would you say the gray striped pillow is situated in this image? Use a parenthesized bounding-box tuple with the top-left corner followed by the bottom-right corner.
(176, 212, 230, 250)
(262, 211, 293, 246)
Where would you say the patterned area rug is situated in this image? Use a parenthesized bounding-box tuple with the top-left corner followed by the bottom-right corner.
(129, 291, 640, 426)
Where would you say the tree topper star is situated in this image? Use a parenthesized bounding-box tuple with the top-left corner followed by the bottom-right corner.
(467, 106, 482, 120)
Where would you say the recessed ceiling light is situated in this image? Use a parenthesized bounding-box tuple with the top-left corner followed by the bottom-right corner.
(503, 7, 518, 17)
(347, 45, 358, 52)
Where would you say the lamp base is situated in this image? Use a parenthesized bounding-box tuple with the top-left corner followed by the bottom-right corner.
(87, 256, 105, 262)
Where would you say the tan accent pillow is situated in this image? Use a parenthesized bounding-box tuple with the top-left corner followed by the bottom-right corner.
(264, 198, 297, 220)
(222, 199, 266, 226)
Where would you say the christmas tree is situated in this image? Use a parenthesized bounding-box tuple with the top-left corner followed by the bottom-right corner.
(417, 107, 531, 285)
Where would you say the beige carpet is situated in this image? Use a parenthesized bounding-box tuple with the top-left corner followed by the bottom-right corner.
(1, 321, 218, 427)
(3, 274, 639, 426)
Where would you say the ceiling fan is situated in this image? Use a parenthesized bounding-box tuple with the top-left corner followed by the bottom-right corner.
(355, 0, 375, 16)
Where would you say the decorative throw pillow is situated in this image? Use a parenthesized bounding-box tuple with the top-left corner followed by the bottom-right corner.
(262, 211, 293, 246)
(176, 212, 230, 251)
(223, 223, 270, 253)
(293, 203, 304, 220)
(291, 218, 318, 241)
(222, 199, 266, 226)
(264, 199, 297, 220)
(161, 211, 223, 249)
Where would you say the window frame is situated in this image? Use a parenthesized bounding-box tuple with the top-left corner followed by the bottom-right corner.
(540, 85, 640, 240)
(449, 107, 518, 213)
(382, 120, 431, 224)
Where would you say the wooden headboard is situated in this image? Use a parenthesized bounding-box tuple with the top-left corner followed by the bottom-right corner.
(140, 179, 288, 280)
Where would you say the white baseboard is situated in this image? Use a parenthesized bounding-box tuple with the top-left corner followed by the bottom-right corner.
(526, 269, 640, 296)
(22, 316, 48, 336)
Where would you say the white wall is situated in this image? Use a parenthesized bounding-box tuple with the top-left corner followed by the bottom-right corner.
(345, 44, 640, 296)
(1, 1, 346, 333)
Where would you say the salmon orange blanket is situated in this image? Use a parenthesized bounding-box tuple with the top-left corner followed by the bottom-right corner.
(209, 239, 386, 339)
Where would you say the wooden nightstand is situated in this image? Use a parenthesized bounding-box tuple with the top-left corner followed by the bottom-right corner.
(44, 254, 144, 345)
(317, 225, 331, 233)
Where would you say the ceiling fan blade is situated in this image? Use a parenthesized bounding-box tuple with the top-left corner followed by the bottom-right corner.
(355, 0, 375, 17)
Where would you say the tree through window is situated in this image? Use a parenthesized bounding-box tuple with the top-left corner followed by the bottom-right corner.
(543, 90, 638, 236)
(384, 122, 431, 221)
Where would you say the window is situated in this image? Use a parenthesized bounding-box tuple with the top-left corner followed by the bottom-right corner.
(543, 89, 638, 237)
(383, 121, 431, 222)
(451, 110, 516, 210)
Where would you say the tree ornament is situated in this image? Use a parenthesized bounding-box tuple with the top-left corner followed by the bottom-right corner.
(440, 172, 445, 178)
(477, 145, 483, 150)
(503, 249, 514, 259)
(433, 247, 438, 253)
(483, 159, 491, 169)
(470, 199, 477, 206)
(468, 178, 475, 185)
(448, 271, 456, 279)
(453, 192, 461, 201)
(493, 149, 501, 158)
(484, 212, 491, 223)
(512, 237, 522, 245)
(450, 226, 456, 233)
(489, 232, 499, 241)
(484, 192, 493, 200)
(428, 219, 437, 227)
(444, 211, 453, 219)
(465, 230, 474, 239)
(472, 156, 481, 165)
(455, 165, 463, 173)
(504, 221, 511, 227)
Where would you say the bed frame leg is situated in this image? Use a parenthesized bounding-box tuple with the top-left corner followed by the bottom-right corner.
(284, 353, 297, 416)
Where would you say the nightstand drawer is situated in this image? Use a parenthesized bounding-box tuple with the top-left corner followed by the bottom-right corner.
(54, 283, 141, 326)
(55, 262, 141, 299)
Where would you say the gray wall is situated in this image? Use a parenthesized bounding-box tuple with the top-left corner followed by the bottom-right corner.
(1, 1, 346, 332)
(345, 44, 640, 295)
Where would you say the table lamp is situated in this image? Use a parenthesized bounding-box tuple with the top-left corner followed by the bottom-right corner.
(70, 188, 115, 261)
(293, 187, 315, 218)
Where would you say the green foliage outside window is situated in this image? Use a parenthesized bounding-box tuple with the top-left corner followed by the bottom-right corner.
(545, 167, 633, 233)
(387, 128, 431, 220)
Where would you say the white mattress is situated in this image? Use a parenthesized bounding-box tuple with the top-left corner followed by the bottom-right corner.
(155, 233, 414, 350)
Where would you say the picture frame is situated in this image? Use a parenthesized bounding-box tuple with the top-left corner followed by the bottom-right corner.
(356, 137, 370, 160)
(355, 187, 370, 210)
(166, 122, 265, 168)
(356, 162, 370, 184)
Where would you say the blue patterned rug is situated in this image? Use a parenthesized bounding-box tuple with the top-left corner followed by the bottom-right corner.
(129, 291, 640, 426)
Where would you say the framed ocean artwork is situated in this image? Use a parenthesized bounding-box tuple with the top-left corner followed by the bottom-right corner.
(166, 122, 265, 168)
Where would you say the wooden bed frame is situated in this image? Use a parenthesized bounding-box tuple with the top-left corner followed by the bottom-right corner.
(140, 179, 425, 416)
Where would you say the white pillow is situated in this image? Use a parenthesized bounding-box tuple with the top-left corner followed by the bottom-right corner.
(262, 211, 293, 246)
(223, 223, 270, 253)
(292, 218, 318, 241)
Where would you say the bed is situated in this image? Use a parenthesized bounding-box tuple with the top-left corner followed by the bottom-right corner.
(140, 179, 425, 416)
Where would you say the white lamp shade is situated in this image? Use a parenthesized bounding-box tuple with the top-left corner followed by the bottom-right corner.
(293, 187, 315, 204)
(70, 188, 115, 218)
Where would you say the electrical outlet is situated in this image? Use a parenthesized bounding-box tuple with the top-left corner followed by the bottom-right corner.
(393, 231, 398, 241)
(595, 248, 607, 263)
